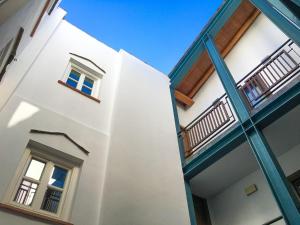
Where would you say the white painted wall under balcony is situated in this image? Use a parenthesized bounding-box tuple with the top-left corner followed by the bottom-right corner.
(207, 143, 300, 225)
(177, 14, 289, 127)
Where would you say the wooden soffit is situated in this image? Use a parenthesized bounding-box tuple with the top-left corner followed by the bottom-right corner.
(176, 0, 260, 106)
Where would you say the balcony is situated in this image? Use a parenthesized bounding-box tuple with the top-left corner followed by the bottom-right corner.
(180, 40, 300, 159)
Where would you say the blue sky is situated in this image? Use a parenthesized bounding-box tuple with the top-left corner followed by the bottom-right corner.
(60, 0, 222, 74)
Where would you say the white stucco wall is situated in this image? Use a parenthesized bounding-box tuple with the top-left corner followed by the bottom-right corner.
(0, 6, 119, 224)
(99, 50, 190, 225)
(0, 6, 66, 112)
(0, 0, 44, 54)
(207, 144, 300, 225)
(14, 19, 119, 133)
(0, 95, 110, 225)
(0, 5, 190, 225)
(177, 14, 289, 127)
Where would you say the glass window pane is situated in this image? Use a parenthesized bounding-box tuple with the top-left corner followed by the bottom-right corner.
(25, 159, 45, 180)
(83, 77, 94, 88)
(14, 180, 38, 206)
(49, 166, 68, 188)
(81, 86, 92, 95)
(69, 70, 80, 81)
(66, 78, 78, 88)
(41, 189, 62, 213)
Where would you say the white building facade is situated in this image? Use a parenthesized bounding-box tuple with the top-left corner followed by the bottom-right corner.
(1, 1, 300, 225)
(0, 1, 190, 225)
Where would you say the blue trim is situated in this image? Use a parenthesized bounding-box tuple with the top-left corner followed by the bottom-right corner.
(184, 180, 197, 225)
(271, 0, 300, 27)
(170, 88, 185, 164)
(169, 0, 242, 86)
(184, 124, 245, 180)
(203, 36, 300, 225)
(250, 0, 300, 46)
(184, 78, 300, 179)
(252, 78, 300, 129)
(290, 0, 300, 7)
(246, 128, 300, 224)
(170, 43, 205, 88)
(168, 0, 300, 223)
(204, 35, 250, 122)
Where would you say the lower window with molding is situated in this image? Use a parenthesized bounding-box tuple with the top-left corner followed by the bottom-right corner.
(2, 146, 80, 222)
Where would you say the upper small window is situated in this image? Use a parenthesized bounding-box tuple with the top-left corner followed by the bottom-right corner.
(66, 69, 95, 96)
(59, 55, 104, 102)
(66, 69, 81, 89)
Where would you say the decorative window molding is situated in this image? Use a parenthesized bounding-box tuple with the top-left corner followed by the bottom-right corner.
(2, 145, 80, 223)
(0, 27, 24, 82)
(58, 54, 104, 102)
(48, 0, 60, 15)
(30, 129, 90, 155)
(0, 39, 13, 78)
(30, 0, 52, 37)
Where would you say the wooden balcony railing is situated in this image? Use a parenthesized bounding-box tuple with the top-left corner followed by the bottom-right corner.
(237, 40, 300, 108)
(180, 40, 300, 159)
(180, 95, 236, 158)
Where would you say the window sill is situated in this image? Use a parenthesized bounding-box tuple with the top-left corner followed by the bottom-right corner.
(57, 80, 100, 103)
(0, 203, 73, 225)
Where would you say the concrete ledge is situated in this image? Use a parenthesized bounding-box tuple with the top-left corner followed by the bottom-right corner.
(0, 203, 73, 225)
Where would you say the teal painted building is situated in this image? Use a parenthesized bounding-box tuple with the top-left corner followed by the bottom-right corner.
(169, 1, 300, 225)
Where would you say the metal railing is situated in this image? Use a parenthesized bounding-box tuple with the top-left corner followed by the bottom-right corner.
(237, 40, 300, 108)
(180, 94, 236, 158)
(180, 40, 300, 159)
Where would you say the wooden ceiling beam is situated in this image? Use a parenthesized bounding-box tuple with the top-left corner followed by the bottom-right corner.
(188, 9, 261, 99)
(175, 90, 194, 107)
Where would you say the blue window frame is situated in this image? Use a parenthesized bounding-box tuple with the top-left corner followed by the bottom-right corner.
(81, 76, 94, 95)
(66, 69, 80, 88)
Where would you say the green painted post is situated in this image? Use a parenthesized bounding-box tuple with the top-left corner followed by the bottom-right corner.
(246, 128, 300, 225)
(291, 0, 300, 7)
(203, 35, 250, 123)
(185, 180, 197, 225)
(170, 87, 185, 164)
(170, 87, 197, 224)
(250, 0, 300, 46)
(204, 35, 300, 225)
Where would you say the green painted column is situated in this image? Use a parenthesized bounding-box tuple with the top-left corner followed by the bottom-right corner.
(170, 87, 197, 224)
(203, 35, 250, 123)
(185, 180, 197, 225)
(246, 127, 300, 224)
(250, 0, 300, 46)
(204, 35, 300, 225)
(170, 87, 185, 164)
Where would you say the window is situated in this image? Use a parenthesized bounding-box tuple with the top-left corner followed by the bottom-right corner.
(243, 83, 263, 106)
(241, 75, 269, 108)
(66, 68, 95, 96)
(59, 56, 104, 102)
(3, 147, 79, 220)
